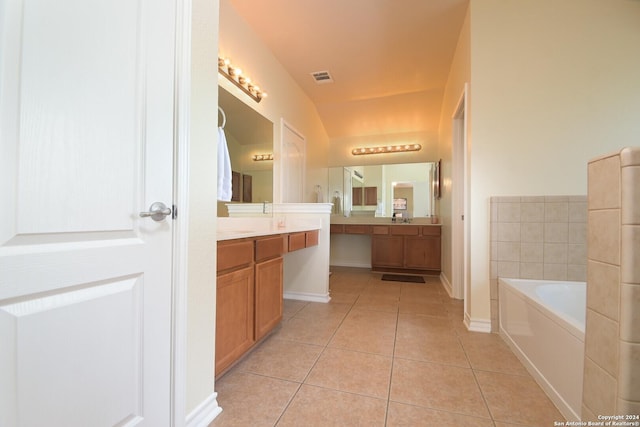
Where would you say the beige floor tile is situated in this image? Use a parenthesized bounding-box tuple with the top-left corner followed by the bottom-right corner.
(400, 282, 445, 298)
(213, 268, 567, 426)
(362, 282, 402, 299)
(394, 329, 469, 367)
(397, 312, 456, 336)
(475, 370, 564, 425)
(353, 294, 400, 313)
(460, 333, 528, 376)
(235, 337, 323, 382)
(390, 358, 490, 418)
(282, 300, 307, 321)
(273, 315, 342, 346)
(277, 384, 387, 427)
(328, 308, 398, 355)
(305, 347, 392, 399)
(329, 280, 368, 295)
(399, 300, 450, 317)
(293, 301, 352, 320)
(210, 372, 299, 427)
(494, 423, 533, 427)
(327, 291, 359, 304)
(386, 402, 494, 427)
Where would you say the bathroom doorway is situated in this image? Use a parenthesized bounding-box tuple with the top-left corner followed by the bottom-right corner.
(452, 84, 469, 312)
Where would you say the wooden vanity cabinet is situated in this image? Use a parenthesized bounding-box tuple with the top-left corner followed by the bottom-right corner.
(255, 257, 283, 340)
(216, 230, 317, 376)
(371, 225, 441, 273)
(404, 235, 441, 270)
(216, 235, 284, 375)
(254, 236, 285, 341)
(371, 235, 404, 268)
(215, 265, 254, 374)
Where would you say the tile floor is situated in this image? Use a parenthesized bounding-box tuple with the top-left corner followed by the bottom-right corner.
(210, 267, 564, 427)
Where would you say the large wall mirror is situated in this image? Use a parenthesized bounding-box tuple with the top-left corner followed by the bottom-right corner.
(217, 86, 274, 216)
(328, 162, 437, 218)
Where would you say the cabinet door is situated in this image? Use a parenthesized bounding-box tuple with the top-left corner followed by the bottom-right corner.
(404, 236, 441, 270)
(364, 186, 377, 206)
(231, 171, 241, 202)
(216, 266, 255, 375)
(255, 257, 284, 340)
(371, 235, 404, 268)
(352, 186, 363, 206)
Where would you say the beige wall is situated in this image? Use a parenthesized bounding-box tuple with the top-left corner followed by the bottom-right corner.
(466, 0, 640, 322)
(187, 0, 220, 413)
(187, 0, 330, 414)
(219, 0, 330, 203)
(438, 5, 470, 297)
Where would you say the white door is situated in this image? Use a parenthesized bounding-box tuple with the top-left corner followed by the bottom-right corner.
(0, 0, 176, 426)
(280, 120, 305, 203)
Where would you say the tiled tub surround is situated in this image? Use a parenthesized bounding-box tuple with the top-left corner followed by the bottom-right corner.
(582, 147, 640, 419)
(489, 195, 588, 331)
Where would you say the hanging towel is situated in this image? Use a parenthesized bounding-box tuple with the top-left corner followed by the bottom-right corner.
(217, 127, 232, 201)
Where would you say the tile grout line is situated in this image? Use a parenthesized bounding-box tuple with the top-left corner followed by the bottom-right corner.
(273, 277, 365, 426)
(383, 282, 402, 427)
(462, 336, 498, 426)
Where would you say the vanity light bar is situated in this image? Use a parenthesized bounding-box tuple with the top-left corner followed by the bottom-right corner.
(252, 153, 273, 161)
(218, 57, 267, 103)
(351, 144, 422, 156)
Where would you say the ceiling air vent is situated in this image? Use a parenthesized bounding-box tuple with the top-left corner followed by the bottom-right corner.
(310, 70, 334, 84)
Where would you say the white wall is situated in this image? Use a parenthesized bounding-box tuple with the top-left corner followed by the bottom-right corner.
(466, 0, 640, 321)
(187, 0, 220, 414)
(438, 5, 470, 299)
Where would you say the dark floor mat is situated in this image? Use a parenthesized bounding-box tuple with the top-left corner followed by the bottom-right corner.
(381, 274, 425, 283)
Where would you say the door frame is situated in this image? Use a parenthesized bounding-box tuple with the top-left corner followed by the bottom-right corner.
(452, 83, 469, 308)
(171, 0, 191, 425)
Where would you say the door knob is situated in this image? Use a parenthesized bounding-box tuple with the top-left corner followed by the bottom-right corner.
(139, 202, 172, 222)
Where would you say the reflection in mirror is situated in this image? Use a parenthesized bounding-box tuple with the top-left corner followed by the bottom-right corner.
(328, 162, 435, 218)
(217, 86, 274, 216)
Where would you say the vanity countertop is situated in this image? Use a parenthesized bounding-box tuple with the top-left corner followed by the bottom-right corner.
(217, 217, 321, 241)
(329, 216, 441, 226)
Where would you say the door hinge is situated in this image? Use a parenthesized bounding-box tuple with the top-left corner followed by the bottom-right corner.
(172, 204, 178, 219)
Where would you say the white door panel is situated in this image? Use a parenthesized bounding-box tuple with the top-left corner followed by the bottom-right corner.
(280, 121, 305, 203)
(0, 0, 176, 425)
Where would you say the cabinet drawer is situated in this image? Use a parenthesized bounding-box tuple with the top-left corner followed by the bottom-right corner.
(421, 226, 441, 236)
(288, 232, 306, 251)
(372, 225, 389, 235)
(305, 230, 319, 247)
(255, 235, 284, 262)
(390, 225, 419, 236)
(330, 224, 344, 234)
(344, 224, 371, 234)
(217, 240, 254, 272)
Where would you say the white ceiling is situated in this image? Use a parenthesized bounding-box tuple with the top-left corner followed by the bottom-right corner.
(228, 0, 469, 151)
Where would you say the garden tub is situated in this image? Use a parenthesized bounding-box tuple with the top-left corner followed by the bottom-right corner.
(498, 278, 586, 421)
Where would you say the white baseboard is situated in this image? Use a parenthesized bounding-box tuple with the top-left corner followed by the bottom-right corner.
(284, 291, 331, 303)
(464, 312, 491, 333)
(186, 392, 223, 427)
(440, 273, 453, 297)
